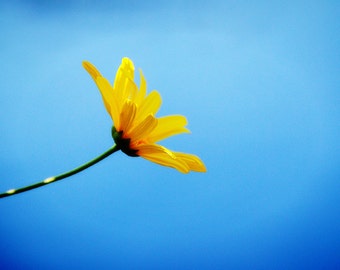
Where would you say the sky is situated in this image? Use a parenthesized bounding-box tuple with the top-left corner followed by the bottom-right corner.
(0, 0, 339, 269)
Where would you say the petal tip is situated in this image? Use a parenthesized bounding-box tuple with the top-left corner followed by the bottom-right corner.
(83, 60, 101, 79)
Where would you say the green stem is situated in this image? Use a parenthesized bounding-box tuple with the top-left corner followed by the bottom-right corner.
(0, 145, 120, 199)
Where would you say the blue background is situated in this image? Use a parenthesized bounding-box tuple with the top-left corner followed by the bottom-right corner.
(0, 1, 339, 269)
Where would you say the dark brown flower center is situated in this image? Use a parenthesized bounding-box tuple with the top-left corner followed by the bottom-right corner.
(111, 127, 139, 157)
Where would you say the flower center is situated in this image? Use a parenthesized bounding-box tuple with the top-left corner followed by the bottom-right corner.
(111, 127, 139, 157)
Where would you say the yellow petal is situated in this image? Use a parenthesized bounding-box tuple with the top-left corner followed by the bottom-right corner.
(83, 61, 119, 123)
(134, 68, 147, 106)
(137, 144, 190, 173)
(115, 76, 139, 114)
(82, 61, 102, 80)
(147, 115, 190, 143)
(96, 77, 120, 124)
(114, 58, 135, 106)
(114, 77, 139, 117)
(119, 100, 137, 134)
(136, 90, 162, 122)
(130, 115, 158, 144)
(173, 152, 207, 172)
(114, 57, 134, 87)
(124, 76, 139, 102)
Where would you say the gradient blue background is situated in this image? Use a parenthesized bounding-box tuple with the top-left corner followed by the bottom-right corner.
(1, 1, 339, 269)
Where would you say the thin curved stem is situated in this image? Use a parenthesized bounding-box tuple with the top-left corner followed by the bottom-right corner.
(0, 145, 120, 199)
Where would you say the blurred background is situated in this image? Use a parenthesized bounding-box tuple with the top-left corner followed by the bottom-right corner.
(0, 0, 339, 269)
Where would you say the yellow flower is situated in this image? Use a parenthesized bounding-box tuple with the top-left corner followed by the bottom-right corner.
(82, 57, 206, 173)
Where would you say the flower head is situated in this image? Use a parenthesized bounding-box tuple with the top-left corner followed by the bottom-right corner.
(83, 57, 206, 173)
